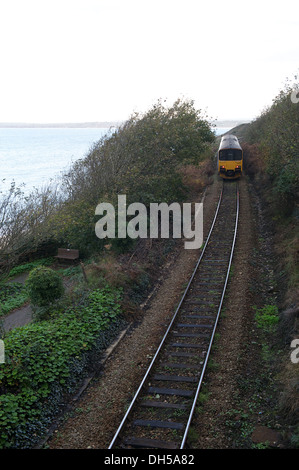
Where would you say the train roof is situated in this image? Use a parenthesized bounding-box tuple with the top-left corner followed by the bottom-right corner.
(218, 134, 242, 151)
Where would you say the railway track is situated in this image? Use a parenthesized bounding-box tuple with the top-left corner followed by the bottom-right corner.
(109, 180, 239, 450)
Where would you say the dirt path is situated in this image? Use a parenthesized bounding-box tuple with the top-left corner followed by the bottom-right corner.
(2, 304, 32, 331)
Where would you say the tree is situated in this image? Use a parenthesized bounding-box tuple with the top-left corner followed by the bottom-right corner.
(0, 181, 62, 273)
(61, 98, 215, 206)
(244, 75, 299, 215)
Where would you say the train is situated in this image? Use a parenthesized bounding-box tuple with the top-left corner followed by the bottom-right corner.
(217, 134, 243, 179)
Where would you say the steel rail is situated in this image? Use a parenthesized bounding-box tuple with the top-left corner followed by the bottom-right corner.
(108, 186, 224, 449)
(180, 181, 239, 448)
(108, 181, 239, 449)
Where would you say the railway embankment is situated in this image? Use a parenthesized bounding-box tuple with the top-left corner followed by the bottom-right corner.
(216, 84, 299, 448)
(48, 172, 297, 449)
(0, 99, 217, 449)
(234, 83, 299, 447)
(2, 168, 296, 449)
(191, 176, 291, 448)
(1, 91, 298, 449)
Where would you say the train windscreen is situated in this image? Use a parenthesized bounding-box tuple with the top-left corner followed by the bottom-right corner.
(219, 149, 242, 161)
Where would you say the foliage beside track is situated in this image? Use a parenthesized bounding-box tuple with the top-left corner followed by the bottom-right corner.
(0, 286, 123, 448)
(0, 98, 216, 448)
(241, 76, 299, 294)
(242, 76, 299, 217)
(238, 74, 299, 444)
(0, 98, 215, 271)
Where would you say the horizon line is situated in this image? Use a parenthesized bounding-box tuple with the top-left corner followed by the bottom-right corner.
(0, 118, 251, 128)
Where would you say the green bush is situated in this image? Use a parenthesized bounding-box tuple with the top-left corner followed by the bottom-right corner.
(254, 304, 279, 331)
(25, 266, 64, 307)
(63, 98, 214, 206)
(244, 77, 299, 216)
(0, 286, 123, 448)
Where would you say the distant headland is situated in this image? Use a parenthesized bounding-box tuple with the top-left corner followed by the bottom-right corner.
(212, 119, 250, 128)
(0, 122, 123, 128)
(0, 120, 250, 129)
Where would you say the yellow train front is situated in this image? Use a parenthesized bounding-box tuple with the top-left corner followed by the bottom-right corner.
(217, 134, 243, 179)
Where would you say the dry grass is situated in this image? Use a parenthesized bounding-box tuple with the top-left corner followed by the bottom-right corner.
(85, 254, 125, 288)
(242, 142, 266, 181)
(278, 359, 299, 422)
(179, 160, 214, 194)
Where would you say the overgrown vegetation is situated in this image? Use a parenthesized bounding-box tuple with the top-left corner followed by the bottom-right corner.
(0, 98, 215, 448)
(0, 183, 62, 273)
(6, 258, 54, 279)
(26, 267, 64, 308)
(0, 283, 28, 317)
(243, 75, 299, 218)
(239, 74, 299, 445)
(242, 77, 299, 293)
(0, 285, 123, 448)
(0, 98, 214, 272)
(242, 77, 299, 298)
(253, 305, 279, 332)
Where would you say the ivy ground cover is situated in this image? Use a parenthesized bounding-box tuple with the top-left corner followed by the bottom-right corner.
(0, 286, 123, 448)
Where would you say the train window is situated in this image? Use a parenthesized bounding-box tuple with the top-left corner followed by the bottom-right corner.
(219, 149, 242, 161)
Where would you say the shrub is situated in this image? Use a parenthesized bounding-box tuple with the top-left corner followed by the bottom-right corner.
(254, 304, 279, 331)
(0, 286, 123, 448)
(243, 76, 299, 216)
(25, 266, 64, 307)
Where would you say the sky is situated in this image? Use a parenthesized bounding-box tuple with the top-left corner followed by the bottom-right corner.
(0, 0, 298, 124)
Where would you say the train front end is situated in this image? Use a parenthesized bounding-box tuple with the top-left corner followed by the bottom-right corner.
(218, 134, 243, 179)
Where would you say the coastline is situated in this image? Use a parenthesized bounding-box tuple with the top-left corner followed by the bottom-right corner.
(0, 122, 122, 129)
(0, 119, 250, 129)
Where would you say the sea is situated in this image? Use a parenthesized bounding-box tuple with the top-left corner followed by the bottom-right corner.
(0, 126, 231, 195)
